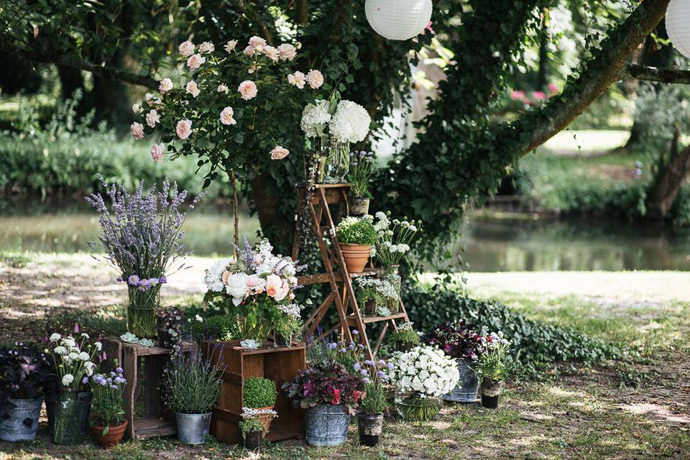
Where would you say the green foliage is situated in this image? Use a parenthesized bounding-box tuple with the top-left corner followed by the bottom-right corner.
(388, 326, 420, 348)
(239, 417, 264, 438)
(336, 216, 377, 245)
(360, 382, 388, 414)
(190, 314, 241, 342)
(243, 377, 277, 409)
(164, 354, 223, 414)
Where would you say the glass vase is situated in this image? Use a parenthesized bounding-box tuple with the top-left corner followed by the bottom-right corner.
(53, 389, 80, 445)
(127, 285, 160, 338)
(237, 314, 272, 346)
(382, 265, 401, 313)
(397, 393, 441, 422)
(324, 140, 350, 184)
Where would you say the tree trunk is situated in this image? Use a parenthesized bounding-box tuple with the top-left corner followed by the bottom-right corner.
(249, 172, 295, 254)
(646, 127, 690, 220)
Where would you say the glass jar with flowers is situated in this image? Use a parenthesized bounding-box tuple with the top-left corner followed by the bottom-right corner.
(273, 304, 303, 347)
(476, 332, 511, 409)
(86, 177, 200, 339)
(354, 278, 399, 316)
(336, 216, 377, 273)
(373, 212, 422, 301)
(48, 333, 100, 445)
(90, 366, 127, 448)
(203, 239, 300, 348)
(347, 151, 376, 216)
(389, 345, 459, 421)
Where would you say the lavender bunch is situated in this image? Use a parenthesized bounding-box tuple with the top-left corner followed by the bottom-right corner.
(85, 176, 201, 284)
(347, 151, 375, 198)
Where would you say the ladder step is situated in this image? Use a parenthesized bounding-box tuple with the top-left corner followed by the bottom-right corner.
(346, 312, 406, 325)
(298, 268, 382, 286)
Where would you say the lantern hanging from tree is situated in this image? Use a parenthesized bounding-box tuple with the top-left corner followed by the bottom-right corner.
(666, 0, 690, 59)
(365, 0, 433, 41)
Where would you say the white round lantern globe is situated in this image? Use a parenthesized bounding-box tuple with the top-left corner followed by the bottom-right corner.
(666, 0, 690, 59)
(365, 0, 433, 41)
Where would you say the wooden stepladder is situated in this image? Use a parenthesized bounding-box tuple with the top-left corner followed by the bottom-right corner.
(292, 184, 410, 360)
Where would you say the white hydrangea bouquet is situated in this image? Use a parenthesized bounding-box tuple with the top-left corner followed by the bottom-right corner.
(389, 345, 460, 421)
(203, 239, 302, 346)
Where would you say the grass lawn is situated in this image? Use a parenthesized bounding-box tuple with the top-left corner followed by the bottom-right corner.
(1, 253, 689, 459)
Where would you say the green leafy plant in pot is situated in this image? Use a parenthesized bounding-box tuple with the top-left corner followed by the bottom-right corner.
(90, 366, 127, 448)
(388, 322, 420, 353)
(476, 332, 510, 409)
(243, 377, 277, 432)
(347, 151, 376, 216)
(239, 407, 277, 451)
(356, 358, 392, 447)
(336, 216, 377, 273)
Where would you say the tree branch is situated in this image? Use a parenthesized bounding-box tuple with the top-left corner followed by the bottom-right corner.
(621, 63, 690, 84)
(0, 39, 158, 89)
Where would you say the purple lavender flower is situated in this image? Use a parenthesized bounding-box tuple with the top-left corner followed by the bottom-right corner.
(352, 330, 359, 335)
(116, 367, 124, 373)
(159, 276, 167, 284)
(362, 377, 370, 384)
(327, 343, 337, 349)
(128, 275, 140, 286)
(110, 385, 118, 390)
(353, 363, 361, 371)
(364, 360, 374, 366)
(377, 371, 385, 378)
(360, 369, 368, 376)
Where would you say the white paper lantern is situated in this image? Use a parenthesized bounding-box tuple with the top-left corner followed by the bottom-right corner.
(365, 0, 433, 41)
(666, 0, 690, 59)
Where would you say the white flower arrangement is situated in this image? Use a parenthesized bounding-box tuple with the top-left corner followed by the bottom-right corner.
(329, 100, 371, 144)
(390, 345, 460, 398)
(301, 100, 332, 138)
(50, 333, 100, 389)
(373, 211, 421, 267)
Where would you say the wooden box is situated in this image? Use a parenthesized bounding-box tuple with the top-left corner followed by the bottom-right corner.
(201, 340, 307, 445)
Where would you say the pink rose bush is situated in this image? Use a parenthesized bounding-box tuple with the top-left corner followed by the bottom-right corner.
(203, 239, 302, 345)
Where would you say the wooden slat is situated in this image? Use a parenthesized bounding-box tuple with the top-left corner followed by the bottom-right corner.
(346, 312, 407, 325)
(373, 322, 390, 356)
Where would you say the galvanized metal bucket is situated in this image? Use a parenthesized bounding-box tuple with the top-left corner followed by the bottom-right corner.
(0, 397, 43, 442)
(442, 359, 479, 403)
(176, 412, 212, 445)
(305, 404, 351, 447)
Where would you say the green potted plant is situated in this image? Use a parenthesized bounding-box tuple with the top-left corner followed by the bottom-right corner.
(356, 359, 391, 447)
(336, 216, 377, 273)
(347, 151, 376, 216)
(476, 332, 511, 409)
(239, 407, 277, 451)
(388, 322, 420, 352)
(243, 377, 277, 432)
(164, 354, 223, 445)
(90, 366, 127, 448)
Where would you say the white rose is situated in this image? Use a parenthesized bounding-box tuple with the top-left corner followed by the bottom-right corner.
(277, 43, 297, 61)
(288, 71, 306, 89)
(186, 81, 200, 98)
(263, 45, 279, 62)
(158, 78, 173, 95)
(199, 41, 215, 54)
(220, 107, 236, 126)
(224, 40, 238, 53)
(226, 273, 248, 305)
(62, 374, 74, 386)
(187, 53, 206, 72)
(306, 69, 324, 89)
(238, 80, 258, 100)
(146, 109, 160, 128)
(179, 40, 195, 57)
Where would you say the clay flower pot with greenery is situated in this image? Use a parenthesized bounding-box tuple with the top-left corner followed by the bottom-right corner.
(243, 377, 277, 433)
(164, 354, 223, 445)
(347, 151, 376, 216)
(356, 359, 392, 447)
(336, 216, 377, 273)
(90, 367, 127, 448)
(239, 407, 277, 451)
(477, 332, 511, 409)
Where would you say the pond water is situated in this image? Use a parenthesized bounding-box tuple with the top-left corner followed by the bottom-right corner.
(1, 199, 689, 271)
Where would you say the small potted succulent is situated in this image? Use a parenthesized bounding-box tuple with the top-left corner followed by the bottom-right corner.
(164, 354, 223, 445)
(90, 366, 127, 448)
(0, 343, 51, 442)
(239, 407, 277, 451)
(356, 359, 392, 447)
(347, 151, 376, 216)
(388, 322, 420, 352)
(389, 345, 459, 421)
(335, 216, 377, 273)
(243, 377, 278, 432)
(477, 332, 511, 409)
(427, 320, 486, 403)
(283, 361, 364, 447)
(157, 307, 184, 348)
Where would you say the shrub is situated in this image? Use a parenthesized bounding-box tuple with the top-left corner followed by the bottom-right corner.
(164, 354, 223, 414)
(336, 216, 377, 245)
(243, 377, 277, 408)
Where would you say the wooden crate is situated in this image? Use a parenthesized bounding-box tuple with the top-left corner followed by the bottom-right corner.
(201, 340, 306, 445)
(101, 337, 197, 440)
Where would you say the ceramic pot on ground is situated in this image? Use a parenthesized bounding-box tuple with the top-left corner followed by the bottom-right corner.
(339, 244, 370, 273)
(244, 430, 262, 450)
(348, 196, 370, 217)
(0, 397, 43, 441)
(480, 379, 503, 409)
(443, 359, 479, 403)
(175, 412, 212, 445)
(91, 420, 128, 448)
(357, 412, 383, 447)
(304, 404, 351, 447)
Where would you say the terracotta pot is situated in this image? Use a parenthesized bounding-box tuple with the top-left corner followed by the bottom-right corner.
(339, 244, 370, 273)
(91, 420, 127, 449)
(257, 406, 275, 432)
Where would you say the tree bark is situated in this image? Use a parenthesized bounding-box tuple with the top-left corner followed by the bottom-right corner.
(646, 127, 690, 220)
(249, 172, 295, 254)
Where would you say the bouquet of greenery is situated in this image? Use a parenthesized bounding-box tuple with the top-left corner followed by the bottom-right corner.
(355, 358, 393, 415)
(90, 367, 126, 435)
(164, 354, 223, 415)
(336, 216, 377, 246)
(372, 212, 421, 267)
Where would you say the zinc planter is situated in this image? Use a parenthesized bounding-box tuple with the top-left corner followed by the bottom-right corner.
(357, 412, 383, 447)
(176, 412, 212, 445)
(480, 379, 503, 409)
(0, 397, 43, 442)
(91, 420, 128, 448)
(339, 244, 371, 273)
(443, 359, 479, 403)
(304, 404, 351, 447)
(348, 196, 370, 217)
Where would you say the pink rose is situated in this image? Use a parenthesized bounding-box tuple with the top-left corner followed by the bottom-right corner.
(270, 146, 289, 160)
(248, 36, 266, 50)
(158, 78, 173, 95)
(145, 109, 160, 128)
(187, 53, 206, 72)
(150, 144, 164, 162)
(176, 120, 192, 140)
(288, 71, 306, 89)
(243, 45, 256, 57)
(277, 44, 297, 61)
(131, 122, 144, 140)
(238, 80, 258, 100)
(273, 280, 290, 302)
(245, 274, 266, 294)
(532, 91, 545, 101)
(265, 274, 282, 299)
(263, 45, 279, 62)
(306, 69, 324, 89)
(548, 83, 559, 93)
(220, 107, 236, 126)
(199, 41, 215, 54)
(186, 81, 200, 98)
(224, 40, 238, 53)
(217, 84, 229, 93)
(178, 40, 195, 57)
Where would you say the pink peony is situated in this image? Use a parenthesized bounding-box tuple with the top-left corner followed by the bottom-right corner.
(238, 80, 258, 100)
(176, 120, 192, 140)
(248, 36, 266, 50)
(306, 69, 324, 89)
(217, 84, 229, 93)
(178, 40, 195, 57)
(131, 122, 144, 140)
(277, 43, 297, 61)
(145, 109, 160, 128)
(150, 144, 164, 162)
(263, 45, 279, 62)
(199, 41, 215, 54)
(265, 274, 283, 299)
(270, 146, 289, 160)
(243, 45, 256, 57)
(288, 71, 306, 89)
(532, 91, 545, 101)
(186, 80, 200, 98)
(158, 78, 173, 95)
(187, 53, 206, 72)
(224, 40, 238, 53)
(220, 107, 236, 126)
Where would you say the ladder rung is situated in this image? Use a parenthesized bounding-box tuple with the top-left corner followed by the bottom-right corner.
(346, 312, 406, 325)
